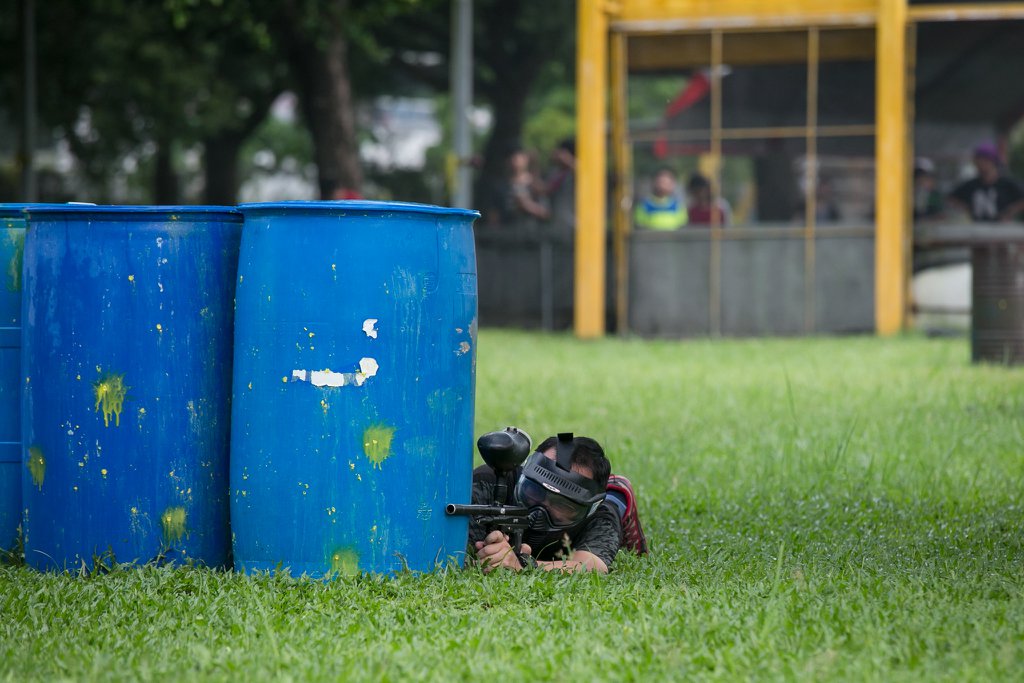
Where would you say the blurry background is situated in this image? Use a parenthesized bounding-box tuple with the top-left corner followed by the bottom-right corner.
(0, 0, 575, 207)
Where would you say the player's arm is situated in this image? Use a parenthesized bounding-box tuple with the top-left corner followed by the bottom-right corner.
(535, 550, 608, 574)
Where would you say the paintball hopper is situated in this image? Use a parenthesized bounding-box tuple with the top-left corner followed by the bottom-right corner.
(477, 427, 532, 473)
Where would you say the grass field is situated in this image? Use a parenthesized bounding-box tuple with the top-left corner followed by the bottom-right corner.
(2, 330, 1023, 681)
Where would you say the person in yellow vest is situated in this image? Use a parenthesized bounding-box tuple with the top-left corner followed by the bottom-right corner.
(634, 167, 688, 230)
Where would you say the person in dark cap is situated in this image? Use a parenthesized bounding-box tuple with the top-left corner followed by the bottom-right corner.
(948, 143, 1024, 222)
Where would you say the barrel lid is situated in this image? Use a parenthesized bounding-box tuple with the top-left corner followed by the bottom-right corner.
(23, 204, 243, 220)
(238, 200, 480, 219)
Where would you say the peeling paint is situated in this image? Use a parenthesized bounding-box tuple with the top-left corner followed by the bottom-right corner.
(363, 425, 395, 469)
(28, 446, 45, 489)
(161, 506, 187, 542)
(93, 372, 128, 427)
(456, 341, 471, 356)
(362, 318, 379, 338)
(291, 358, 379, 388)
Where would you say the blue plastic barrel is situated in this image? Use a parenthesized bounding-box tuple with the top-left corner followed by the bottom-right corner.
(232, 201, 479, 576)
(0, 204, 28, 554)
(22, 205, 241, 570)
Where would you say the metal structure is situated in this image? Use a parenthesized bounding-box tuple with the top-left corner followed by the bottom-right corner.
(575, 0, 1024, 338)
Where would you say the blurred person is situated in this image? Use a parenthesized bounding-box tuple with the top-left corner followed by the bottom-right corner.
(815, 176, 841, 223)
(544, 138, 576, 238)
(470, 434, 648, 574)
(686, 173, 730, 226)
(505, 148, 550, 222)
(948, 143, 1024, 222)
(634, 167, 688, 230)
(913, 157, 945, 221)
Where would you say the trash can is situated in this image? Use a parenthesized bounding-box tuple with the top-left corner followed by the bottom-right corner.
(22, 205, 241, 570)
(972, 243, 1024, 364)
(231, 201, 479, 576)
(0, 204, 28, 555)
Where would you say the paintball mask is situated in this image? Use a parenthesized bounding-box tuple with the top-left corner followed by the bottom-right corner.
(514, 433, 606, 530)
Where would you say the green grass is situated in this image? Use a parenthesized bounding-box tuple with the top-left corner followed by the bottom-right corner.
(2, 330, 1023, 681)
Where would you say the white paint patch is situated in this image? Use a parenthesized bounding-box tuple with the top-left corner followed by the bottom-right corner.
(291, 357, 380, 388)
(362, 318, 379, 339)
(359, 357, 379, 377)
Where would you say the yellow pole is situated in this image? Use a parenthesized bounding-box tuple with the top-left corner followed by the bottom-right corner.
(610, 32, 631, 335)
(575, 0, 609, 338)
(875, 0, 908, 335)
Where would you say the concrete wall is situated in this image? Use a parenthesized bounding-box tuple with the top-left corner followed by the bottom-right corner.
(476, 224, 875, 336)
(628, 228, 875, 336)
(476, 225, 575, 330)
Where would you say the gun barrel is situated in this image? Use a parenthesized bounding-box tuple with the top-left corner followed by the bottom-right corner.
(445, 503, 531, 517)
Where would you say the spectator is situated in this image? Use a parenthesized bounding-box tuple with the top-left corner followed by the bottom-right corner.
(634, 167, 687, 230)
(913, 157, 945, 221)
(948, 143, 1024, 222)
(505, 149, 549, 223)
(544, 138, 576, 239)
(686, 173, 730, 226)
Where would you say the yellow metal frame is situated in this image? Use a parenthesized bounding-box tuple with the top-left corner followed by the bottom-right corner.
(576, 0, 1024, 338)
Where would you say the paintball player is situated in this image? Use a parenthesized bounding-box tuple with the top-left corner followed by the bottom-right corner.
(469, 434, 647, 574)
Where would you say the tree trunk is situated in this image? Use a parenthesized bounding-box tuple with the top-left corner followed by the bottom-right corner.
(153, 140, 179, 204)
(202, 133, 242, 205)
(278, 4, 362, 199)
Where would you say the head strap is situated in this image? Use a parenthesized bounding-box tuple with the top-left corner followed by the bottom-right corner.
(555, 432, 574, 472)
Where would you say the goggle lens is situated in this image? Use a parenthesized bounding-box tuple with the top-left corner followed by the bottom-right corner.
(516, 477, 590, 526)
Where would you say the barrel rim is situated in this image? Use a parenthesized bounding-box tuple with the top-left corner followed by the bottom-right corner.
(237, 200, 481, 219)
(0, 202, 65, 218)
(23, 204, 242, 220)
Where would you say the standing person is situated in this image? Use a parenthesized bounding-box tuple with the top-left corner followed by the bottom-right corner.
(913, 157, 945, 221)
(470, 433, 648, 574)
(634, 167, 688, 230)
(505, 148, 550, 223)
(948, 143, 1024, 222)
(544, 138, 577, 239)
(686, 173, 730, 226)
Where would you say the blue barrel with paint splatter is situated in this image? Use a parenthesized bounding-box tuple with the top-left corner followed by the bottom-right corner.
(0, 204, 29, 555)
(231, 201, 478, 576)
(21, 205, 241, 570)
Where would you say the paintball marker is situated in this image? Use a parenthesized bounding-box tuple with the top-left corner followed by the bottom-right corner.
(445, 427, 541, 564)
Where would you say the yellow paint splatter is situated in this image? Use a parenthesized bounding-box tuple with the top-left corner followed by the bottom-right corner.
(320, 398, 329, 415)
(362, 425, 395, 469)
(155, 323, 163, 333)
(161, 506, 187, 542)
(330, 548, 359, 576)
(128, 274, 135, 282)
(100, 468, 108, 478)
(27, 446, 45, 489)
(93, 372, 128, 427)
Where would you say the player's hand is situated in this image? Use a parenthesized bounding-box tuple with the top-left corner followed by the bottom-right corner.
(474, 530, 532, 573)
